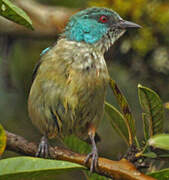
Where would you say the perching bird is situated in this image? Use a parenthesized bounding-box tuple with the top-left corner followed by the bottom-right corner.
(28, 7, 141, 171)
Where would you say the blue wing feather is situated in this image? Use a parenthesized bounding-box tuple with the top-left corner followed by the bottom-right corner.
(40, 47, 51, 56)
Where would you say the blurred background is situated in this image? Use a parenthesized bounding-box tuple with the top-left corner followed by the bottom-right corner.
(0, 0, 169, 179)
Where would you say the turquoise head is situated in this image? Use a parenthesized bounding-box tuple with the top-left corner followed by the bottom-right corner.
(64, 7, 141, 46)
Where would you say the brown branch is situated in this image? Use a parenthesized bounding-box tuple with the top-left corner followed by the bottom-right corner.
(6, 131, 156, 180)
(0, 0, 78, 38)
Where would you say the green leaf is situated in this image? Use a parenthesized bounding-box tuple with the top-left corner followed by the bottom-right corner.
(138, 84, 164, 136)
(142, 152, 157, 158)
(0, 157, 85, 180)
(148, 134, 169, 150)
(64, 135, 91, 154)
(142, 113, 150, 141)
(0, 124, 6, 156)
(85, 171, 110, 180)
(109, 79, 136, 145)
(148, 168, 169, 180)
(0, 0, 33, 30)
(158, 154, 169, 158)
(105, 101, 129, 146)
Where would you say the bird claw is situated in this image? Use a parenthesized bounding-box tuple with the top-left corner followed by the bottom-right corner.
(36, 136, 49, 158)
(85, 148, 98, 172)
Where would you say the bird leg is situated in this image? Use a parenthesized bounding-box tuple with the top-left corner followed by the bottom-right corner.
(36, 136, 49, 158)
(85, 127, 98, 172)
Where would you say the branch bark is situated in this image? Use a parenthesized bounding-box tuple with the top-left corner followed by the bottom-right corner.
(6, 130, 156, 180)
(0, 0, 77, 38)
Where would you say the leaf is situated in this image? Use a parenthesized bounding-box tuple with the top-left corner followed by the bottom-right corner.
(142, 113, 150, 141)
(164, 102, 169, 110)
(109, 79, 136, 145)
(105, 101, 129, 146)
(85, 171, 110, 180)
(0, 157, 85, 180)
(0, 124, 6, 156)
(0, 0, 33, 30)
(148, 168, 169, 180)
(64, 135, 91, 154)
(138, 84, 164, 136)
(158, 154, 169, 158)
(148, 134, 169, 150)
(142, 152, 157, 158)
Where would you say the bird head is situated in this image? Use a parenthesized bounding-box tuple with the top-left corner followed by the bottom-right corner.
(63, 7, 141, 52)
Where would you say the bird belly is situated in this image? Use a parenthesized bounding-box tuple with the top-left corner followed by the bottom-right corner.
(61, 65, 109, 140)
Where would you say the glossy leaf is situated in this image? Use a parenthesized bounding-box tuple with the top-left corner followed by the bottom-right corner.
(148, 134, 169, 150)
(138, 84, 164, 136)
(0, 124, 6, 156)
(148, 168, 169, 180)
(0, 0, 33, 30)
(0, 157, 85, 180)
(109, 79, 136, 145)
(105, 101, 129, 146)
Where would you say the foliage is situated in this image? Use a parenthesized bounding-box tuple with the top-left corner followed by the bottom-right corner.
(0, 124, 6, 156)
(105, 79, 168, 179)
(0, 157, 85, 180)
(148, 134, 169, 151)
(138, 84, 164, 138)
(106, 81, 165, 147)
(64, 135, 91, 154)
(148, 168, 169, 180)
(105, 101, 129, 146)
(106, 79, 166, 149)
(108, 79, 137, 146)
(0, 0, 33, 29)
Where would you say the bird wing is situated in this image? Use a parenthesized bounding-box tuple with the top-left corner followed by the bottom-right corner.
(28, 43, 76, 138)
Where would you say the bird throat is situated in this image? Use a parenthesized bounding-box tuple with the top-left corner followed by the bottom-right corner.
(55, 38, 109, 82)
(94, 29, 126, 54)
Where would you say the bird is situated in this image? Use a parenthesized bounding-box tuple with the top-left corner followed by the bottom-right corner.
(28, 7, 141, 172)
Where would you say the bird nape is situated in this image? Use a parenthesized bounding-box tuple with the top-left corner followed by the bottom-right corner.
(28, 7, 141, 172)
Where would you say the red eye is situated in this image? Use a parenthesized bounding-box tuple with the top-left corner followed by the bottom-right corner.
(99, 15, 108, 23)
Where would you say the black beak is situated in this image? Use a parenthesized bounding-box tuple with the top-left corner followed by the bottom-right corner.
(117, 20, 142, 29)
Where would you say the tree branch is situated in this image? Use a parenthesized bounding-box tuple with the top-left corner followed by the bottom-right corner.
(6, 131, 155, 180)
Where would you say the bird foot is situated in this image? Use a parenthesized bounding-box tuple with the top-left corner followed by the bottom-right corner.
(85, 147, 98, 172)
(36, 136, 49, 158)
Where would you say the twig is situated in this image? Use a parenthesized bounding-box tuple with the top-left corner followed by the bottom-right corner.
(6, 130, 156, 180)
